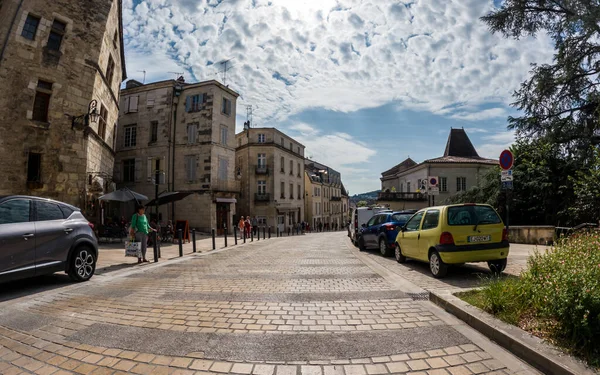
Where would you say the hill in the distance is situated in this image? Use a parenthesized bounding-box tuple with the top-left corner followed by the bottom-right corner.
(350, 190, 380, 203)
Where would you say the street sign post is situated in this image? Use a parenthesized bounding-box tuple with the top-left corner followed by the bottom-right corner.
(499, 149, 514, 170)
(428, 176, 439, 195)
(501, 170, 513, 182)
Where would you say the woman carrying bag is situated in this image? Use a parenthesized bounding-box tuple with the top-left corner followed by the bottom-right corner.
(130, 205, 156, 263)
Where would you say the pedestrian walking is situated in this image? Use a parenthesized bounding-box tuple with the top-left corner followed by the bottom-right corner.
(238, 216, 245, 239)
(129, 205, 156, 264)
(245, 216, 252, 238)
(251, 216, 258, 236)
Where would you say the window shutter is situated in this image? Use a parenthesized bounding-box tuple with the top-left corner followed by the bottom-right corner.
(124, 97, 130, 113)
(134, 158, 142, 182)
(147, 157, 153, 182)
(185, 96, 191, 112)
(192, 157, 197, 180)
(226, 98, 231, 114)
(130, 96, 139, 112)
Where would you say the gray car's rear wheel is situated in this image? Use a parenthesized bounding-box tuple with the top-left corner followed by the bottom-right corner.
(68, 246, 96, 282)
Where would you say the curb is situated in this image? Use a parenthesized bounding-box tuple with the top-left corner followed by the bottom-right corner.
(429, 291, 597, 375)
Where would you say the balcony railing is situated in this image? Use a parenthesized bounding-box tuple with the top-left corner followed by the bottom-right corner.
(255, 193, 271, 202)
(213, 179, 241, 193)
(331, 196, 342, 201)
(377, 192, 426, 201)
(255, 164, 269, 175)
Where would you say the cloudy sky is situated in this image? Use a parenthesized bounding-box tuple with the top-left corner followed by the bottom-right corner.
(122, 0, 554, 194)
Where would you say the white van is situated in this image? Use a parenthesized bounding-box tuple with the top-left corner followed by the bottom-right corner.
(348, 206, 391, 245)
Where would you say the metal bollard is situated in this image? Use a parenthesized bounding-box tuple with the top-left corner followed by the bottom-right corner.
(251, 229, 254, 242)
(192, 229, 196, 253)
(234, 227, 238, 245)
(277, 228, 279, 237)
(243, 229, 246, 243)
(268, 226, 271, 239)
(257, 226, 260, 241)
(153, 231, 159, 262)
(263, 226, 266, 240)
(288, 228, 291, 236)
(212, 228, 216, 250)
(178, 229, 183, 257)
(224, 225, 228, 248)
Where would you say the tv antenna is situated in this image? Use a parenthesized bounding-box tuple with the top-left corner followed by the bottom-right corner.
(168, 72, 184, 80)
(219, 59, 234, 85)
(137, 70, 146, 84)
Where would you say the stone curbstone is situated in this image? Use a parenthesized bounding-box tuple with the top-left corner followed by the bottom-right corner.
(429, 291, 596, 375)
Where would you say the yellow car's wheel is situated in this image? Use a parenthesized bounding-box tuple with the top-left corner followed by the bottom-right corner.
(488, 259, 507, 274)
(429, 250, 448, 278)
(395, 243, 406, 263)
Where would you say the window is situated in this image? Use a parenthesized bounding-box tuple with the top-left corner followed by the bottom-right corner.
(422, 210, 440, 230)
(297, 162, 301, 177)
(221, 126, 227, 145)
(21, 14, 40, 40)
(258, 180, 266, 194)
(447, 205, 501, 226)
(112, 124, 117, 150)
(290, 183, 294, 199)
(187, 123, 197, 144)
(98, 104, 108, 140)
(289, 142, 293, 150)
(125, 96, 138, 113)
(218, 158, 228, 181)
(297, 147, 300, 154)
(186, 94, 204, 112)
(36, 201, 64, 221)
(185, 155, 197, 181)
(221, 97, 231, 115)
(257, 153, 266, 167)
(47, 19, 66, 51)
(147, 96, 155, 107)
(124, 125, 137, 147)
(33, 80, 52, 122)
(407, 182, 411, 192)
(150, 121, 158, 143)
(440, 177, 448, 192)
(391, 213, 413, 225)
(289, 160, 293, 175)
(105, 55, 115, 86)
(0, 199, 31, 224)
(400, 184, 404, 193)
(280, 181, 285, 199)
(280, 156, 285, 173)
(27, 153, 41, 182)
(404, 212, 424, 232)
(456, 177, 467, 192)
(258, 134, 265, 143)
(298, 184, 301, 199)
(123, 159, 135, 182)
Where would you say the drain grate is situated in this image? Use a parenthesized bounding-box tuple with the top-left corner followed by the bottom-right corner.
(408, 292, 430, 301)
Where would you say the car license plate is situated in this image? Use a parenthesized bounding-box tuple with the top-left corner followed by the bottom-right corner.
(468, 235, 490, 243)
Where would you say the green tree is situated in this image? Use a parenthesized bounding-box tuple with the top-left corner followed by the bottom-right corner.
(357, 201, 368, 207)
(481, 1, 600, 156)
(569, 148, 600, 223)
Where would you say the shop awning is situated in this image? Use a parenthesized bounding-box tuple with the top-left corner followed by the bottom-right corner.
(216, 198, 237, 203)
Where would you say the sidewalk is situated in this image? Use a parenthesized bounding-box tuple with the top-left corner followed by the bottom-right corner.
(95, 230, 287, 274)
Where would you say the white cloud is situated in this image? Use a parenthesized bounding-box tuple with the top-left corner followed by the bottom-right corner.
(122, 0, 554, 123)
(477, 131, 516, 159)
(450, 108, 508, 121)
(463, 127, 489, 133)
(288, 123, 319, 136)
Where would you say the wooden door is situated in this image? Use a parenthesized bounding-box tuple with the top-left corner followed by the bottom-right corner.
(216, 203, 229, 235)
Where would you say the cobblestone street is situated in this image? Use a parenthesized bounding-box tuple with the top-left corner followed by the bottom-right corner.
(0, 232, 539, 374)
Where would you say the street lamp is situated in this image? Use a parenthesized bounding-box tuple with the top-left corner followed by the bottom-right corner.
(71, 100, 98, 129)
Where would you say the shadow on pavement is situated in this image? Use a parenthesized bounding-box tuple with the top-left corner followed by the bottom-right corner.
(0, 273, 74, 303)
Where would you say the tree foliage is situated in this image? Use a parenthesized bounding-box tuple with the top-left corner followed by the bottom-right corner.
(356, 200, 368, 207)
(482, 0, 600, 156)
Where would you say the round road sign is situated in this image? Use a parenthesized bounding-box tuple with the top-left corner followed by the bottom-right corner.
(499, 150, 514, 170)
(429, 177, 438, 186)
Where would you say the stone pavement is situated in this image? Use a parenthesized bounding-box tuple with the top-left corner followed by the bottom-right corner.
(0, 232, 540, 374)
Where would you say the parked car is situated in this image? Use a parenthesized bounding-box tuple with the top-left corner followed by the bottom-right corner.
(348, 206, 391, 245)
(395, 203, 509, 278)
(0, 195, 98, 283)
(357, 210, 417, 256)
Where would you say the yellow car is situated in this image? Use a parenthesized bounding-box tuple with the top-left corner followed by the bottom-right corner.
(395, 203, 509, 278)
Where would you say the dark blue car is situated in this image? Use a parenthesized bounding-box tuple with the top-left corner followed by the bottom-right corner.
(357, 210, 417, 256)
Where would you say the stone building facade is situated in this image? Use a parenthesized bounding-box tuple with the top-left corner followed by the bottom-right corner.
(0, 0, 126, 218)
(378, 128, 497, 210)
(114, 78, 239, 234)
(304, 160, 345, 230)
(235, 128, 305, 233)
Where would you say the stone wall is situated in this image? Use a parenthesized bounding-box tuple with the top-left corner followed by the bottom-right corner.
(0, 0, 124, 207)
(508, 226, 555, 245)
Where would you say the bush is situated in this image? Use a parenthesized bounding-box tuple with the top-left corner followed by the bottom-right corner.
(461, 231, 600, 366)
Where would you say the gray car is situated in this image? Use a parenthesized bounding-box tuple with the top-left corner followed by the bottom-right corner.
(0, 195, 98, 283)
